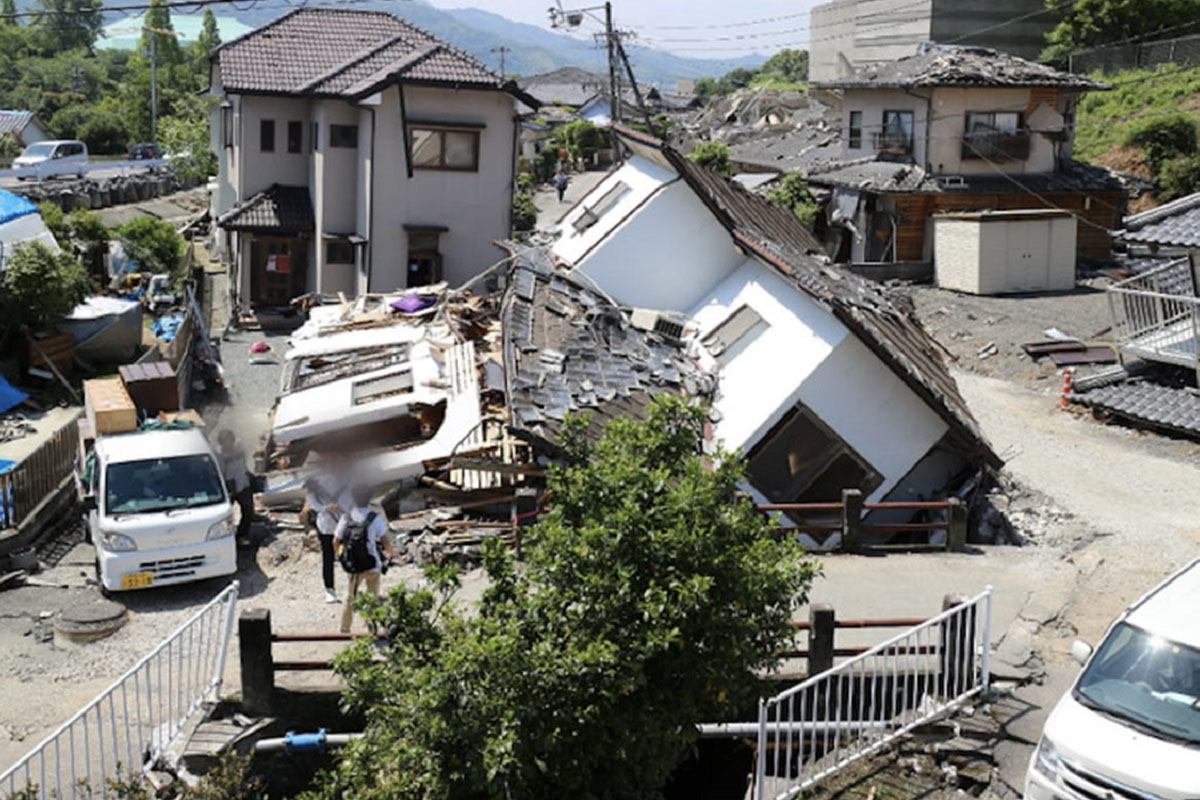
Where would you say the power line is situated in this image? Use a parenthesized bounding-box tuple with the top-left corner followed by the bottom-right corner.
(640, 10, 810, 32)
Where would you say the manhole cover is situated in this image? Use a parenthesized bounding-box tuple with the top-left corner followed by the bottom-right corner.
(54, 600, 127, 646)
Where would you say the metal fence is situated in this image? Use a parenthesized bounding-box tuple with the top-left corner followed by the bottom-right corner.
(0, 582, 240, 800)
(0, 414, 80, 529)
(1107, 257, 1200, 371)
(1070, 31, 1200, 74)
(753, 587, 992, 800)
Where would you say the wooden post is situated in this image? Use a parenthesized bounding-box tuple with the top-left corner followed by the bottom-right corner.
(808, 604, 835, 676)
(939, 593, 975, 698)
(239, 608, 274, 715)
(841, 488, 863, 553)
(946, 497, 967, 552)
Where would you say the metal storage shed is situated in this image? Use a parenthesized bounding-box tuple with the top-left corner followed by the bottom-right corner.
(933, 209, 1076, 295)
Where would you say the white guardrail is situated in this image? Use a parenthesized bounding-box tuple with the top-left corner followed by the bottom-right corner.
(0, 159, 169, 182)
(754, 587, 992, 800)
(0, 581, 239, 800)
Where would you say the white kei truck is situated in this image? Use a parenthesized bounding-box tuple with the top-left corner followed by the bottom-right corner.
(78, 426, 237, 592)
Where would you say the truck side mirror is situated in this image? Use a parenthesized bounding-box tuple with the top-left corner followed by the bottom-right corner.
(80, 495, 97, 513)
(1071, 639, 1093, 666)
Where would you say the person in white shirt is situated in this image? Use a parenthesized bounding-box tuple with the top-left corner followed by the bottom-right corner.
(216, 430, 254, 545)
(333, 485, 393, 634)
(302, 469, 345, 604)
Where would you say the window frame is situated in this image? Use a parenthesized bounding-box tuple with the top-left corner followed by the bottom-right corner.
(964, 110, 1023, 135)
(286, 120, 303, 154)
(259, 119, 275, 153)
(703, 304, 769, 367)
(325, 239, 355, 265)
(409, 126, 481, 172)
(571, 180, 630, 235)
(847, 110, 863, 150)
(329, 124, 359, 149)
(878, 109, 914, 154)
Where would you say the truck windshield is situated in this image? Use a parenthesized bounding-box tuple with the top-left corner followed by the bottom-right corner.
(1075, 622, 1200, 745)
(105, 455, 225, 514)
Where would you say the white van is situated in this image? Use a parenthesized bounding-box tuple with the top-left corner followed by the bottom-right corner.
(13, 139, 88, 180)
(1024, 557, 1200, 800)
(80, 427, 237, 592)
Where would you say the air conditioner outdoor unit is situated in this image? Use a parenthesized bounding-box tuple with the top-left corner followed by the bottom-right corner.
(629, 308, 687, 340)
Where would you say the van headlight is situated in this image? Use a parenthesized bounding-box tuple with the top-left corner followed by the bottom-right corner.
(1033, 737, 1061, 781)
(99, 531, 137, 552)
(206, 517, 234, 541)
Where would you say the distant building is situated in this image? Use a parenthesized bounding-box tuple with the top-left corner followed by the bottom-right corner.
(809, 0, 1056, 83)
(0, 111, 49, 149)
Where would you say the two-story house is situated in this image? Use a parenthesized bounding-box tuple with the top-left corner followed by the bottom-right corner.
(808, 45, 1126, 266)
(207, 8, 536, 309)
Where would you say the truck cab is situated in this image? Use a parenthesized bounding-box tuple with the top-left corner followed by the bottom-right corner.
(80, 427, 237, 592)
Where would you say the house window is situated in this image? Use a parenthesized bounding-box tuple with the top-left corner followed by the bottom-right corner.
(877, 110, 913, 155)
(703, 305, 768, 367)
(963, 111, 1028, 160)
(407, 230, 443, 287)
(329, 124, 358, 148)
(847, 110, 862, 150)
(259, 119, 275, 153)
(311, 121, 319, 151)
(287, 120, 302, 153)
(747, 404, 882, 512)
(410, 127, 480, 170)
(572, 181, 630, 234)
(965, 111, 1021, 134)
(326, 240, 355, 265)
(222, 106, 232, 149)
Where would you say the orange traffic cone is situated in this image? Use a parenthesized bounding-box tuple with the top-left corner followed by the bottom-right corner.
(1058, 368, 1075, 409)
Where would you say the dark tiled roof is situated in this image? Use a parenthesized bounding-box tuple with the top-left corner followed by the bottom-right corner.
(1071, 381, 1200, 438)
(214, 8, 509, 99)
(0, 110, 36, 139)
(519, 67, 607, 107)
(804, 157, 1128, 195)
(1119, 192, 1200, 247)
(614, 126, 1001, 469)
(500, 243, 715, 447)
(815, 44, 1108, 91)
(217, 184, 314, 233)
(728, 125, 844, 174)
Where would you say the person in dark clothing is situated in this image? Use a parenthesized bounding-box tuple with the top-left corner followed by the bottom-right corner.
(216, 430, 254, 546)
(553, 169, 569, 203)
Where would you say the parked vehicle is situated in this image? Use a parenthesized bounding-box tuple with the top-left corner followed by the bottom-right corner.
(79, 426, 237, 592)
(12, 139, 88, 180)
(129, 142, 163, 160)
(1024, 557, 1200, 800)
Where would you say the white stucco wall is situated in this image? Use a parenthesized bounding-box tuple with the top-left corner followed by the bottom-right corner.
(928, 87, 1056, 175)
(690, 258, 950, 502)
(558, 155, 743, 313)
(235, 94, 311, 197)
(840, 88, 931, 166)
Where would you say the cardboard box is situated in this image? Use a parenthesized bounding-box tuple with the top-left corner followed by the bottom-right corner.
(157, 409, 205, 427)
(26, 331, 74, 376)
(84, 378, 137, 435)
(119, 362, 179, 415)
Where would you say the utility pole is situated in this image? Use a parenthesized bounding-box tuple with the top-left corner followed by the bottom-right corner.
(490, 45, 511, 77)
(604, 2, 619, 125)
(150, 32, 157, 141)
(550, 1, 634, 152)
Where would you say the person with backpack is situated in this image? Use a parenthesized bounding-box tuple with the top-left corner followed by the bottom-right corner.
(333, 485, 394, 634)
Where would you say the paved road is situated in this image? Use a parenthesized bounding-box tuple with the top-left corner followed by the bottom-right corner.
(0, 166, 157, 191)
(533, 168, 610, 230)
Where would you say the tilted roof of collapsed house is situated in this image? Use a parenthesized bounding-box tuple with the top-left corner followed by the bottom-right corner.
(804, 156, 1130, 195)
(498, 243, 716, 448)
(1118, 192, 1200, 248)
(814, 44, 1109, 91)
(211, 7, 539, 106)
(583, 126, 1002, 468)
(217, 184, 314, 233)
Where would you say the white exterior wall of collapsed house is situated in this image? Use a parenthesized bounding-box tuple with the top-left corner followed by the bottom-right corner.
(553, 152, 952, 504)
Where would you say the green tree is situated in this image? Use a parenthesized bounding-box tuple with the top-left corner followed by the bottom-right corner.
(77, 108, 129, 154)
(139, 0, 183, 68)
(1159, 153, 1200, 199)
(313, 396, 815, 800)
(196, 8, 219, 53)
(33, 0, 103, 54)
(0, 241, 90, 333)
(38, 201, 67, 245)
(1122, 112, 1198, 170)
(0, 132, 19, 158)
(1043, 0, 1200, 67)
(694, 76, 719, 101)
(0, 0, 16, 26)
(767, 171, 819, 228)
(157, 95, 217, 178)
(512, 191, 537, 232)
(115, 216, 184, 275)
(760, 48, 809, 83)
(689, 139, 732, 177)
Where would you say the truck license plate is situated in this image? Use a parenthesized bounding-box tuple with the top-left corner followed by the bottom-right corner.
(121, 571, 154, 590)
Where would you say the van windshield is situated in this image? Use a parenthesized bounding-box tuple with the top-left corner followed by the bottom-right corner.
(105, 454, 226, 515)
(1075, 622, 1200, 745)
(19, 143, 54, 158)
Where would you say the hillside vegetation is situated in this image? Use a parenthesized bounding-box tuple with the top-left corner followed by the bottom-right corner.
(1074, 65, 1200, 163)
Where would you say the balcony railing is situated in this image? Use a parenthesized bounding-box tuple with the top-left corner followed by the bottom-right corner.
(1107, 257, 1200, 371)
(872, 132, 912, 157)
(961, 130, 1032, 161)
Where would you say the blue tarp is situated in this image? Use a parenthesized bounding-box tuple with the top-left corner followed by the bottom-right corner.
(0, 189, 38, 226)
(152, 313, 185, 342)
(0, 458, 13, 527)
(0, 374, 28, 413)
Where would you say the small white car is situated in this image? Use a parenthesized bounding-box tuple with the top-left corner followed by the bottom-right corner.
(1024, 557, 1200, 800)
(81, 427, 237, 592)
(13, 139, 88, 180)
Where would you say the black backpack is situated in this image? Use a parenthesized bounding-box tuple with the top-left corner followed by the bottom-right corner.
(339, 511, 377, 573)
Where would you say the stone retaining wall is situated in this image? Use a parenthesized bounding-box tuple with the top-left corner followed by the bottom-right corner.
(11, 171, 205, 213)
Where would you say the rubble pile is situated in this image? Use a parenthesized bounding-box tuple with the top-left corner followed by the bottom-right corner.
(0, 415, 36, 443)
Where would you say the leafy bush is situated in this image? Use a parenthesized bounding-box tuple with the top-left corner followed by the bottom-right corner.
(512, 192, 537, 232)
(312, 397, 815, 800)
(158, 105, 218, 180)
(1122, 113, 1198, 170)
(38, 202, 67, 245)
(77, 109, 130, 155)
(115, 216, 184, 275)
(689, 140, 732, 177)
(0, 241, 90, 332)
(553, 119, 606, 161)
(767, 171, 819, 228)
(1073, 65, 1200, 162)
(1159, 153, 1200, 200)
(515, 172, 533, 192)
(0, 132, 20, 158)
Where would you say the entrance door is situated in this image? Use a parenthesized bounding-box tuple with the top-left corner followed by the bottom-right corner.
(1006, 220, 1050, 292)
(250, 237, 306, 306)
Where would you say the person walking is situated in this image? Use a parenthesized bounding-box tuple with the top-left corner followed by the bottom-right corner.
(216, 430, 254, 547)
(553, 169, 569, 203)
(302, 471, 345, 604)
(334, 485, 393, 634)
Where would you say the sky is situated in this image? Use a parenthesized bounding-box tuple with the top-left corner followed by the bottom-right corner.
(425, 0, 824, 58)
